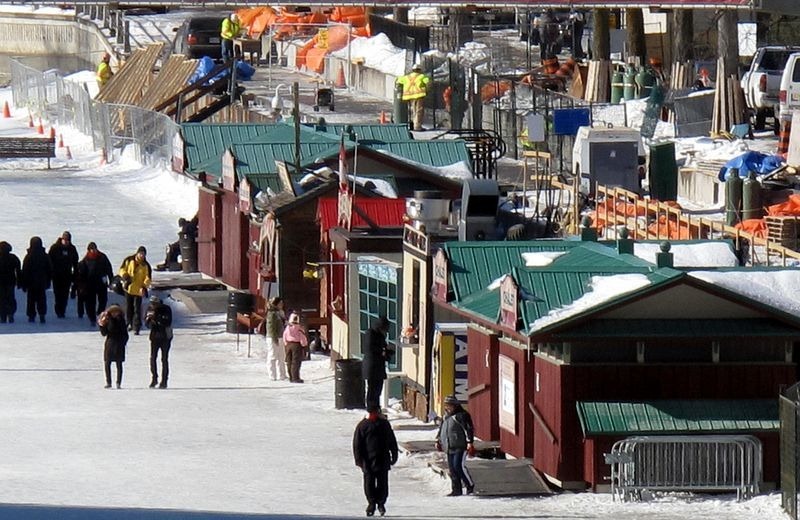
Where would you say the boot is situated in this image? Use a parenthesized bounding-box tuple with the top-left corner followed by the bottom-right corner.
(158, 381, 168, 389)
(149, 379, 158, 388)
(365, 503, 375, 517)
(377, 504, 385, 516)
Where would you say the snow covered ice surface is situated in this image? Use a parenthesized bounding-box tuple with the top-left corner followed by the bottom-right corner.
(0, 68, 789, 520)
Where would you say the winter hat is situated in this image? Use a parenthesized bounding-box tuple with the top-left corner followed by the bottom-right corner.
(61, 231, 72, 240)
(87, 242, 97, 251)
(288, 313, 300, 324)
(444, 395, 460, 406)
(136, 246, 147, 255)
(270, 296, 283, 307)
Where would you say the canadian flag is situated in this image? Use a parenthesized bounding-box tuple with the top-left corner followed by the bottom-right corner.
(338, 134, 348, 192)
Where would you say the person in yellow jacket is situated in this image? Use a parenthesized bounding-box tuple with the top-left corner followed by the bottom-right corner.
(220, 13, 241, 63)
(396, 64, 430, 131)
(96, 52, 113, 88)
(119, 246, 152, 335)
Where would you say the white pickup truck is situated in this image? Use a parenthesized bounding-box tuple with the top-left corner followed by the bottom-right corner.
(741, 46, 800, 131)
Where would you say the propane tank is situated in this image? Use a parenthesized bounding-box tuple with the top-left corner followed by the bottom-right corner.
(742, 170, 763, 221)
(623, 65, 637, 101)
(636, 67, 656, 99)
(725, 168, 743, 226)
(611, 70, 624, 104)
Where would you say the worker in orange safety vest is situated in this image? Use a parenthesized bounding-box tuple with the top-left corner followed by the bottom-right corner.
(396, 64, 430, 131)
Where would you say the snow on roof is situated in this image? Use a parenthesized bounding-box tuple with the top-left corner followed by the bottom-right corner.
(634, 242, 738, 267)
(352, 175, 397, 198)
(529, 273, 652, 332)
(522, 251, 566, 267)
(690, 270, 800, 316)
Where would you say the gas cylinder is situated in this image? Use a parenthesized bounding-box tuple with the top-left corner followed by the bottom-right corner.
(611, 70, 624, 104)
(742, 170, 763, 221)
(623, 65, 637, 101)
(725, 168, 743, 226)
(636, 67, 656, 99)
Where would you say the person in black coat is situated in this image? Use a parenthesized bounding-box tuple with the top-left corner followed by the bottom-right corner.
(98, 304, 128, 389)
(0, 241, 21, 323)
(48, 231, 79, 319)
(353, 404, 398, 517)
(20, 236, 52, 323)
(75, 242, 114, 326)
(361, 316, 393, 410)
(144, 295, 173, 389)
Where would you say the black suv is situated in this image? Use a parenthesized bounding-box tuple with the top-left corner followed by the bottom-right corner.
(173, 15, 225, 60)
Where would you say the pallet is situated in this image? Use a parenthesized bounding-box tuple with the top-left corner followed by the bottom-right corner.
(765, 216, 800, 250)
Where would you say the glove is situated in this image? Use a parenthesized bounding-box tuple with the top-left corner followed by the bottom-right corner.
(434, 441, 442, 452)
(390, 455, 398, 466)
(467, 443, 476, 458)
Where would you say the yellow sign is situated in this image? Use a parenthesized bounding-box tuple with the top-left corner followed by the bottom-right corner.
(318, 28, 329, 49)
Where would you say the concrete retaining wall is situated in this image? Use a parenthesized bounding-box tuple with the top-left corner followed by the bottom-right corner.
(0, 12, 112, 70)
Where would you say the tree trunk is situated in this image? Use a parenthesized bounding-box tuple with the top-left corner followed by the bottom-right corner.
(625, 8, 647, 65)
(673, 9, 694, 63)
(718, 9, 739, 77)
(592, 9, 610, 60)
(393, 8, 408, 25)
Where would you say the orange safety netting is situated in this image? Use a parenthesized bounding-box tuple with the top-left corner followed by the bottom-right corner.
(766, 193, 800, 216)
(647, 215, 696, 240)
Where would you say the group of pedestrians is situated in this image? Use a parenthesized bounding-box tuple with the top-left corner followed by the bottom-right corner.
(0, 232, 115, 325)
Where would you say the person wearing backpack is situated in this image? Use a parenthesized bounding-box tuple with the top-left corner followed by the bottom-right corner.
(118, 246, 151, 335)
(435, 395, 476, 496)
(145, 295, 173, 389)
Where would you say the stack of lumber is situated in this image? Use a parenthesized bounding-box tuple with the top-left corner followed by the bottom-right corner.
(765, 216, 800, 250)
(711, 58, 748, 136)
(669, 60, 694, 90)
(96, 43, 164, 105)
(583, 60, 611, 103)
(138, 55, 199, 111)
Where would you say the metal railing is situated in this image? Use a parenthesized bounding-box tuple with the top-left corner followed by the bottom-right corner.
(10, 59, 179, 169)
(605, 435, 762, 502)
(782, 382, 800, 519)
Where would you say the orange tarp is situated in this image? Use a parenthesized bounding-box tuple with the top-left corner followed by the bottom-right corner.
(735, 218, 767, 238)
(766, 193, 800, 216)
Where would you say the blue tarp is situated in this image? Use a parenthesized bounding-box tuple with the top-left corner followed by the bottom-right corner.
(718, 151, 784, 181)
(187, 57, 255, 85)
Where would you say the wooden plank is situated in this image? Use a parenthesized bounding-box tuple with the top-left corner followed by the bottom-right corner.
(139, 55, 199, 111)
(96, 42, 164, 105)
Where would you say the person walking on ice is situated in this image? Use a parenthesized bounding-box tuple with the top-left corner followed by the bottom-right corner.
(98, 304, 128, 389)
(282, 312, 307, 383)
(353, 403, 398, 517)
(435, 394, 476, 496)
(261, 297, 287, 381)
(145, 295, 173, 389)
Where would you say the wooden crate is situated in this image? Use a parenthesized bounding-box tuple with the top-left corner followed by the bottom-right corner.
(765, 216, 800, 250)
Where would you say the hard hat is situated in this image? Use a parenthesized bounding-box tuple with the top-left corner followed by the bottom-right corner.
(230, 13, 239, 22)
(412, 64, 422, 72)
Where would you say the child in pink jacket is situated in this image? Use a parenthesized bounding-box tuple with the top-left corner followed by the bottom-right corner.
(282, 312, 308, 383)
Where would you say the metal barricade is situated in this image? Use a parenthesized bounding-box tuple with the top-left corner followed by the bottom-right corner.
(605, 435, 762, 502)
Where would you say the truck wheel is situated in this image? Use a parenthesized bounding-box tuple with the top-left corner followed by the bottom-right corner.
(754, 110, 767, 131)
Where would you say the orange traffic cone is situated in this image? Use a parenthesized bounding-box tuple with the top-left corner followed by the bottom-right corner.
(334, 64, 346, 89)
(65, 146, 72, 160)
(28, 114, 33, 128)
(100, 148, 107, 166)
(2, 101, 10, 118)
(49, 126, 55, 139)
(58, 133, 64, 148)
(778, 117, 792, 155)
(379, 110, 387, 124)
(36, 119, 44, 135)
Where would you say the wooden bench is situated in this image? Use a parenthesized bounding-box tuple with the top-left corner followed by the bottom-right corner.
(0, 136, 56, 168)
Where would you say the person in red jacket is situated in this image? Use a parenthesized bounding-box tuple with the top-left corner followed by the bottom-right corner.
(353, 404, 398, 517)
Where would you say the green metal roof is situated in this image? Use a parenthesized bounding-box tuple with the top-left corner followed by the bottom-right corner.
(577, 400, 779, 436)
(551, 318, 800, 339)
(193, 142, 340, 179)
(180, 123, 274, 173)
(366, 140, 472, 170)
(303, 123, 412, 143)
(243, 173, 283, 195)
(244, 123, 341, 146)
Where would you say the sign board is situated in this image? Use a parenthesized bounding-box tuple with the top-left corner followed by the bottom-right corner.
(171, 132, 184, 174)
(238, 176, 251, 214)
(499, 275, 518, 331)
(432, 249, 448, 301)
(525, 113, 545, 143)
(431, 324, 469, 418)
(553, 108, 591, 136)
(738, 22, 757, 57)
(403, 224, 429, 256)
(275, 160, 295, 195)
(498, 354, 516, 434)
(221, 150, 236, 192)
(337, 190, 352, 229)
(259, 214, 277, 281)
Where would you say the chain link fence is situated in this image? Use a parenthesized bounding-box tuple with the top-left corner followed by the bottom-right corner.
(10, 58, 179, 168)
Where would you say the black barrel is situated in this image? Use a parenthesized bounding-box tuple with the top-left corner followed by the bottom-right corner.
(335, 359, 365, 410)
(226, 291, 255, 334)
(179, 233, 198, 273)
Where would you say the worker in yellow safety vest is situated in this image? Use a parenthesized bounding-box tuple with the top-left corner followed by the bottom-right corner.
(96, 52, 113, 88)
(396, 64, 430, 131)
(220, 13, 241, 62)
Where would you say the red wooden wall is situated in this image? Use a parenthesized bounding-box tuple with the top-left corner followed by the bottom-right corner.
(498, 341, 534, 459)
(221, 190, 249, 289)
(467, 327, 499, 442)
(197, 188, 222, 278)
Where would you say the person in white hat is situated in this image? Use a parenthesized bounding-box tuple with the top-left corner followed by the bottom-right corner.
(220, 12, 241, 62)
(282, 311, 308, 383)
